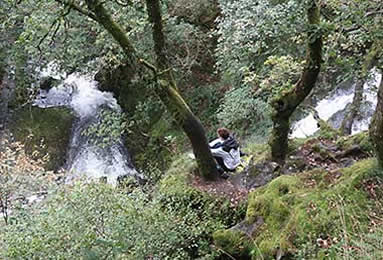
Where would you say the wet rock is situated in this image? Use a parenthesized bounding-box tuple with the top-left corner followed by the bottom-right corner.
(327, 103, 350, 129)
(230, 160, 279, 190)
(231, 216, 264, 237)
(9, 106, 74, 171)
(339, 157, 355, 168)
(40, 76, 60, 91)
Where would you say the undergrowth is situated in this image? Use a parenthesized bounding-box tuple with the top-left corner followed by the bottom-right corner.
(214, 159, 383, 259)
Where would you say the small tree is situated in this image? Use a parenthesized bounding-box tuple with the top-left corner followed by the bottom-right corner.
(269, 0, 323, 164)
(369, 42, 383, 166)
(340, 44, 379, 135)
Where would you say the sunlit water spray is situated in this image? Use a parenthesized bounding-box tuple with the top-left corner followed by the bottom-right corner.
(291, 71, 381, 138)
(35, 71, 137, 184)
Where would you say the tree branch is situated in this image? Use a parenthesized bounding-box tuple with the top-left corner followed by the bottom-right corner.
(55, 0, 98, 21)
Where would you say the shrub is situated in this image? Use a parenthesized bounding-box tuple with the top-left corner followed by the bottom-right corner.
(216, 84, 272, 137)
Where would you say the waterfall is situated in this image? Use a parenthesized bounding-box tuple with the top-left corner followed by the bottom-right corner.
(291, 71, 382, 138)
(35, 72, 137, 184)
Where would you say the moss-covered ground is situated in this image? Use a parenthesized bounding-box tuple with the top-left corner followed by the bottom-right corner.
(210, 132, 383, 259)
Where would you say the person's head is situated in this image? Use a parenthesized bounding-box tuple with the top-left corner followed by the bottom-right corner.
(217, 127, 230, 139)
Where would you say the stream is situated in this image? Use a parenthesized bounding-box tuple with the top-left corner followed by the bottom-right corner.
(291, 71, 382, 138)
(34, 71, 137, 184)
(33, 67, 382, 183)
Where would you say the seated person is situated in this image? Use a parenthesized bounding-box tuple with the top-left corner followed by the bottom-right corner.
(209, 127, 241, 174)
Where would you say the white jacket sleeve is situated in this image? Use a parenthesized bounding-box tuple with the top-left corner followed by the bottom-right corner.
(210, 146, 227, 157)
(209, 138, 222, 148)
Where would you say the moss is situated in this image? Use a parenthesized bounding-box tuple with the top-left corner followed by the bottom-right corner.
(317, 119, 339, 140)
(336, 131, 374, 154)
(159, 153, 247, 231)
(245, 143, 270, 164)
(245, 176, 301, 256)
(217, 159, 381, 258)
(10, 106, 74, 171)
(213, 229, 252, 259)
(288, 138, 306, 153)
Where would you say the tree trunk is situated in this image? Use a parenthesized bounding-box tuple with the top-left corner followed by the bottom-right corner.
(269, 0, 323, 164)
(84, 0, 137, 74)
(81, 0, 218, 179)
(369, 69, 383, 167)
(145, 0, 219, 180)
(340, 44, 379, 135)
(340, 79, 364, 135)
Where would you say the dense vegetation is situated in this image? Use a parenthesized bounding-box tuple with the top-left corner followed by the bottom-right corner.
(1, 0, 382, 259)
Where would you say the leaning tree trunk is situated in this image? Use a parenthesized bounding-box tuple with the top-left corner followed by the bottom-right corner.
(269, 0, 323, 164)
(145, 0, 219, 180)
(80, 0, 218, 179)
(340, 44, 379, 135)
(369, 68, 383, 167)
(340, 79, 364, 135)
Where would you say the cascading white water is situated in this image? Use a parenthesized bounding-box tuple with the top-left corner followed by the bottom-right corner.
(35, 72, 137, 184)
(291, 71, 382, 138)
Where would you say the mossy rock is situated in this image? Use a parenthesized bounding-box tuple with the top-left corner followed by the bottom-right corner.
(336, 131, 373, 155)
(317, 119, 339, 140)
(216, 159, 382, 259)
(213, 229, 252, 259)
(10, 106, 74, 171)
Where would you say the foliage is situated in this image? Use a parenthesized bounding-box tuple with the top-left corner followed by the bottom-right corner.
(167, 0, 219, 27)
(3, 182, 208, 259)
(1, 153, 246, 259)
(82, 108, 130, 149)
(318, 0, 383, 86)
(13, 0, 149, 73)
(215, 0, 306, 85)
(184, 81, 222, 131)
(216, 84, 272, 137)
(216, 55, 303, 137)
(246, 55, 304, 101)
(166, 18, 216, 82)
(0, 136, 58, 226)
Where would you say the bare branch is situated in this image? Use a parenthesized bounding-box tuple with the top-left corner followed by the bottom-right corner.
(139, 59, 157, 74)
(37, 19, 60, 53)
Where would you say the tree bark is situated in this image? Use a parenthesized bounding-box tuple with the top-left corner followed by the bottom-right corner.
(84, 0, 137, 73)
(145, 0, 219, 180)
(340, 44, 379, 135)
(369, 69, 383, 167)
(340, 79, 364, 135)
(80, 0, 218, 179)
(269, 0, 323, 164)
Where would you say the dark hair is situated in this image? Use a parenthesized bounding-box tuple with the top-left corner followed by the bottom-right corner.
(217, 127, 230, 139)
